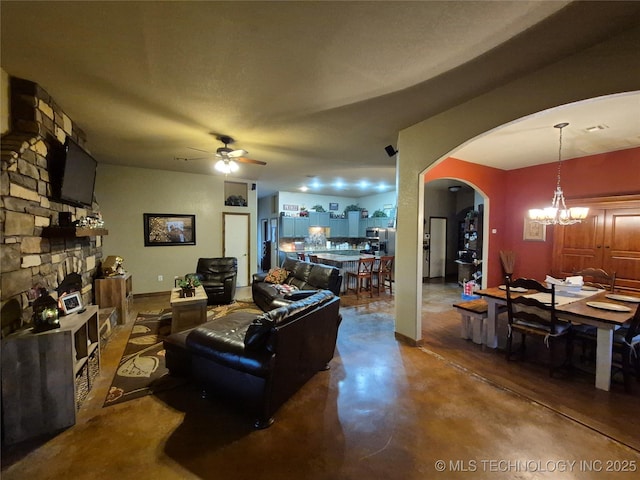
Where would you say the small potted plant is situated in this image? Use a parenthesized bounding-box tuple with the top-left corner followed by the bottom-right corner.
(177, 275, 201, 298)
(311, 205, 326, 212)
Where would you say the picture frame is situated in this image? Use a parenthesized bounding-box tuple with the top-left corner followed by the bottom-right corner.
(523, 217, 546, 242)
(143, 213, 196, 246)
(60, 291, 83, 315)
(329, 202, 339, 211)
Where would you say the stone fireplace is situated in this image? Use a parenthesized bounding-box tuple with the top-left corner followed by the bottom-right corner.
(1, 77, 104, 334)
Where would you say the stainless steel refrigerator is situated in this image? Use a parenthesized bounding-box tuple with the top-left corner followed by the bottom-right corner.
(384, 228, 396, 256)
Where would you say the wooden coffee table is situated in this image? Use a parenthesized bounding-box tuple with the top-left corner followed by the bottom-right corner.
(170, 285, 208, 333)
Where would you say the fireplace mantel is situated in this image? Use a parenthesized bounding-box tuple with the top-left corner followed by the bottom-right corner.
(41, 226, 109, 238)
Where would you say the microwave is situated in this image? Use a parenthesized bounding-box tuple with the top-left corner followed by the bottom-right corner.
(366, 227, 381, 239)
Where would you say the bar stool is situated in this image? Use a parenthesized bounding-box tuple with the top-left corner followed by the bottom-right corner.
(346, 257, 375, 298)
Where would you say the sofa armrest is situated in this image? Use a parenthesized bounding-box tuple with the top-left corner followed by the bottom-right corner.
(283, 289, 321, 301)
(253, 272, 268, 283)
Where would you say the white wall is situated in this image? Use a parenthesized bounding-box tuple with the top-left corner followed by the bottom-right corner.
(95, 164, 258, 294)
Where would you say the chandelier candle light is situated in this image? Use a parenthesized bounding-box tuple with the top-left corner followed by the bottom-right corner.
(528, 122, 589, 225)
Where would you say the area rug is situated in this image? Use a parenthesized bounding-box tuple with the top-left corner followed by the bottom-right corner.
(103, 300, 262, 407)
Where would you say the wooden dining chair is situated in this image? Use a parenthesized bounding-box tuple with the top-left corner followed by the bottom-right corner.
(570, 268, 616, 362)
(576, 298, 640, 392)
(296, 252, 306, 261)
(373, 255, 394, 295)
(346, 257, 375, 299)
(573, 267, 616, 292)
(505, 277, 572, 377)
(308, 254, 318, 263)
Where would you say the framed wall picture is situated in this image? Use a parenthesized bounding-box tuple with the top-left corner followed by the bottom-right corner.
(329, 202, 339, 211)
(523, 217, 546, 242)
(60, 291, 83, 315)
(144, 213, 196, 246)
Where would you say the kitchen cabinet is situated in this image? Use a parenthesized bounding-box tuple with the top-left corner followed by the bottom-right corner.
(329, 217, 347, 237)
(308, 212, 330, 227)
(280, 217, 294, 237)
(279, 216, 310, 237)
(551, 195, 640, 292)
(347, 211, 360, 238)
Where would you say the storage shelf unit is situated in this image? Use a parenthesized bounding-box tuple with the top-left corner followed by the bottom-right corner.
(95, 273, 134, 324)
(1, 305, 100, 444)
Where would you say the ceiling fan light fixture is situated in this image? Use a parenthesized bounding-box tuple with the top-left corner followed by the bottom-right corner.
(215, 158, 239, 174)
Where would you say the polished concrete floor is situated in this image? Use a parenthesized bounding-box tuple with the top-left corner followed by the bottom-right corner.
(2, 284, 639, 479)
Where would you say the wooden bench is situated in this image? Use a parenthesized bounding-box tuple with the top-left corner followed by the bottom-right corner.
(453, 299, 488, 345)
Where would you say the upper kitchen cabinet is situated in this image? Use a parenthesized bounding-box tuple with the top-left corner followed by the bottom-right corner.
(328, 217, 347, 237)
(308, 212, 330, 227)
(279, 216, 310, 237)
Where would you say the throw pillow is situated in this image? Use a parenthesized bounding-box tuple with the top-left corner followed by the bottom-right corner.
(265, 267, 288, 284)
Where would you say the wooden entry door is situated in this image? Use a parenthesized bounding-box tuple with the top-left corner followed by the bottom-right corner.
(223, 213, 250, 287)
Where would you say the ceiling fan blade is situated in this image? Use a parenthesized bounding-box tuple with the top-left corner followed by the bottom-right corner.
(188, 147, 214, 155)
(227, 149, 248, 158)
(236, 157, 267, 166)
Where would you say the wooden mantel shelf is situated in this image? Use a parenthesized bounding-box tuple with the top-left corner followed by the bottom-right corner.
(41, 226, 109, 238)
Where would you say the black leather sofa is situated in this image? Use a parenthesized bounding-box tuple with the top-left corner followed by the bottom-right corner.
(252, 257, 342, 311)
(188, 257, 237, 305)
(163, 290, 341, 428)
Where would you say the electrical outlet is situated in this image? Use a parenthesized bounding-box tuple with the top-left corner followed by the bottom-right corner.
(158, 275, 163, 282)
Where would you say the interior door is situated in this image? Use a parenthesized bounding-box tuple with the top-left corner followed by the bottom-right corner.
(552, 209, 605, 276)
(603, 207, 640, 291)
(223, 213, 250, 287)
(429, 217, 447, 278)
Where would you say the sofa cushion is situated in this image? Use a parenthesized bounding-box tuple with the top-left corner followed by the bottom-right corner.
(264, 267, 288, 284)
(186, 312, 273, 377)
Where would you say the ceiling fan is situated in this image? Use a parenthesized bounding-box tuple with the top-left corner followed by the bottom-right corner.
(178, 135, 266, 174)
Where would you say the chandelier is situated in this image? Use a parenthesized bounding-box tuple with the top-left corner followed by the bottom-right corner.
(528, 122, 589, 225)
(215, 158, 239, 175)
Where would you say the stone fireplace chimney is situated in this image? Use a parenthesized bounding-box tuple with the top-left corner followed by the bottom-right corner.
(1, 77, 104, 333)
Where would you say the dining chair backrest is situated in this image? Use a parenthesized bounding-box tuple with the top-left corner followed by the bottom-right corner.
(506, 277, 558, 333)
(308, 254, 318, 263)
(573, 267, 616, 292)
(623, 301, 640, 345)
(357, 257, 375, 274)
(378, 255, 394, 274)
(297, 252, 306, 261)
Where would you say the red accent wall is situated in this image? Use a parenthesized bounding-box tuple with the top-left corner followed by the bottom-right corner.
(425, 147, 640, 286)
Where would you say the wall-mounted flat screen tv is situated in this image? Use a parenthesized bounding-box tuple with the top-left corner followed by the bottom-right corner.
(48, 137, 97, 207)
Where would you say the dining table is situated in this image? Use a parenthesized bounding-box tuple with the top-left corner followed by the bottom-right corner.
(476, 285, 639, 391)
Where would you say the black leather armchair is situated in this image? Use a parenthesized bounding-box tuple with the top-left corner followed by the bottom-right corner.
(189, 257, 237, 305)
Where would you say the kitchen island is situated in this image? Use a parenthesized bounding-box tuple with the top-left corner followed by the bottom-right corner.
(314, 253, 376, 293)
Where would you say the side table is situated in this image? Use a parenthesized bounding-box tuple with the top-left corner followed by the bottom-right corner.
(170, 285, 208, 333)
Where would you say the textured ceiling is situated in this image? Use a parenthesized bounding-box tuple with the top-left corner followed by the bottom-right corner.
(2, 1, 639, 198)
